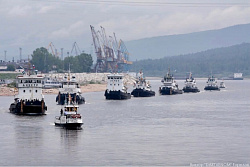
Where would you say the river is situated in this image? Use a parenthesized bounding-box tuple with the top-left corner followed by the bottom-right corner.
(0, 79, 250, 166)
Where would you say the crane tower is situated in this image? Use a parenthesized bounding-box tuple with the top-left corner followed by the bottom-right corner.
(90, 25, 132, 73)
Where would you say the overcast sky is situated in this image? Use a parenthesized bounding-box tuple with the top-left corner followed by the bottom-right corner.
(1, 0, 250, 61)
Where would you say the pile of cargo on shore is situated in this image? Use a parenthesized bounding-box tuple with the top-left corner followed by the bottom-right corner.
(0, 83, 107, 96)
(0, 72, 135, 96)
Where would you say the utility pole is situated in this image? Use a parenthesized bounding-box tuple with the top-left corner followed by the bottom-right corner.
(61, 48, 64, 60)
(61, 48, 64, 71)
(19, 48, 22, 62)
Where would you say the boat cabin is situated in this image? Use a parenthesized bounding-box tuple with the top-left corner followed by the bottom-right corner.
(16, 74, 44, 101)
(107, 74, 124, 91)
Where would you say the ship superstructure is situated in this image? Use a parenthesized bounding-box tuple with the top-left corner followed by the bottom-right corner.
(182, 72, 200, 93)
(55, 94, 83, 130)
(9, 70, 47, 115)
(159, 69, 183, 95)
(56, 71, 85, 105)
(104, 73, 131, 100)
(204, 76, 220, 91)
(131, 71, 155, 97)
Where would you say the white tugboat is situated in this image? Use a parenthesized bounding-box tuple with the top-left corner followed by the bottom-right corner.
(182, 72, 200, 93)
(159, 68, 183, 95)
(131, 71, 155, 97)
(219, 81, 226, 88)
(9, 69, 47, 115)
(56, 70, 85, 105)
(104, 73, 131, 100)
(43, 76, 62, 89)
(55, 94, 83, 129)
(204, 76, 220, 91)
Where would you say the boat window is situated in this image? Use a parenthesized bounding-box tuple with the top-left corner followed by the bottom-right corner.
(111, 77, 113, 79)
(35, 90, 38, 93)
(23, 90, 25, 93)
(20, 80, 22, 83)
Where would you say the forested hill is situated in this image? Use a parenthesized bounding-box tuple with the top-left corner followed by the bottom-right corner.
(130, 43, 250, 78)
(126, 23, 250, 60)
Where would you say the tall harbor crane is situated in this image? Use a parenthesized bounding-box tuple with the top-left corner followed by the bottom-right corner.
(90, 25, 132, 73)
(47, 42, 59, 57)
(70, 42, 82, 56)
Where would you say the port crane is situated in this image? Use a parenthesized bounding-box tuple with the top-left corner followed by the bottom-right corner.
(70, 42, 82, 56)
(90, 25, 132, 73)
(47, 42, 59, 57)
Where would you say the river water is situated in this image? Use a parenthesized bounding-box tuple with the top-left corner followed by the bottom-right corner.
(0, 80, 250, 166)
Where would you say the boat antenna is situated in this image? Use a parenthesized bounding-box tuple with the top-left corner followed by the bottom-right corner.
(28, 55, 31, 76)
(67, 64, 71, 86)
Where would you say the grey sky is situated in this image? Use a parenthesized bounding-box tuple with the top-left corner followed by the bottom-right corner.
(1, 0, 250, 61)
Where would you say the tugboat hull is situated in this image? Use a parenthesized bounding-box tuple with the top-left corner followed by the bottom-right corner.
(56, 93, 85, 105)
(55, 123, 83, 130)
(55, 115, 83, 130)
(159, 87, 183, 95)
(9, 100, 47, 115)
(105, 90, 131, 100)
(204, 86, 220, 91)
(131, 88, 155, 97)
(183, 87, 200, 93)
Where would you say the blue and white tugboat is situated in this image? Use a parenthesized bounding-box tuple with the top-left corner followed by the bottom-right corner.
(159, 69, 183, 95)
(56, 71, 85, 105)
(55, 95, 83, 129)
(182, 72, 200, 93)
(104, 73, 131, 100)
(204, 76, 220, 91)
(131, 71, 155, 97)
(9, 69, 47, 115)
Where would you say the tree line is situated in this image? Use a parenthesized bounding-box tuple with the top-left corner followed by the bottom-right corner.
(130, 43, 250, 78)
(31, 47, 93, 73)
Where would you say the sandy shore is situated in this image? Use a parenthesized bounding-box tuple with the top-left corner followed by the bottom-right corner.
(0, 84, 107, 96)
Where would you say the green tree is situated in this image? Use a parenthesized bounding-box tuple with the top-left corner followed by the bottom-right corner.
(64, 53, 93, 73)
(7, 64, 16, 71)
(31, 47, 63, 73)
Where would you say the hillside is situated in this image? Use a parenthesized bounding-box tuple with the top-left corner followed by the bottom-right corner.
(126, 23, 250, 60)
(130, 43, 250, 78)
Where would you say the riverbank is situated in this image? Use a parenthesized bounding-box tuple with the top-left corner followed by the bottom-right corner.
(0, 83, 107, 96)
